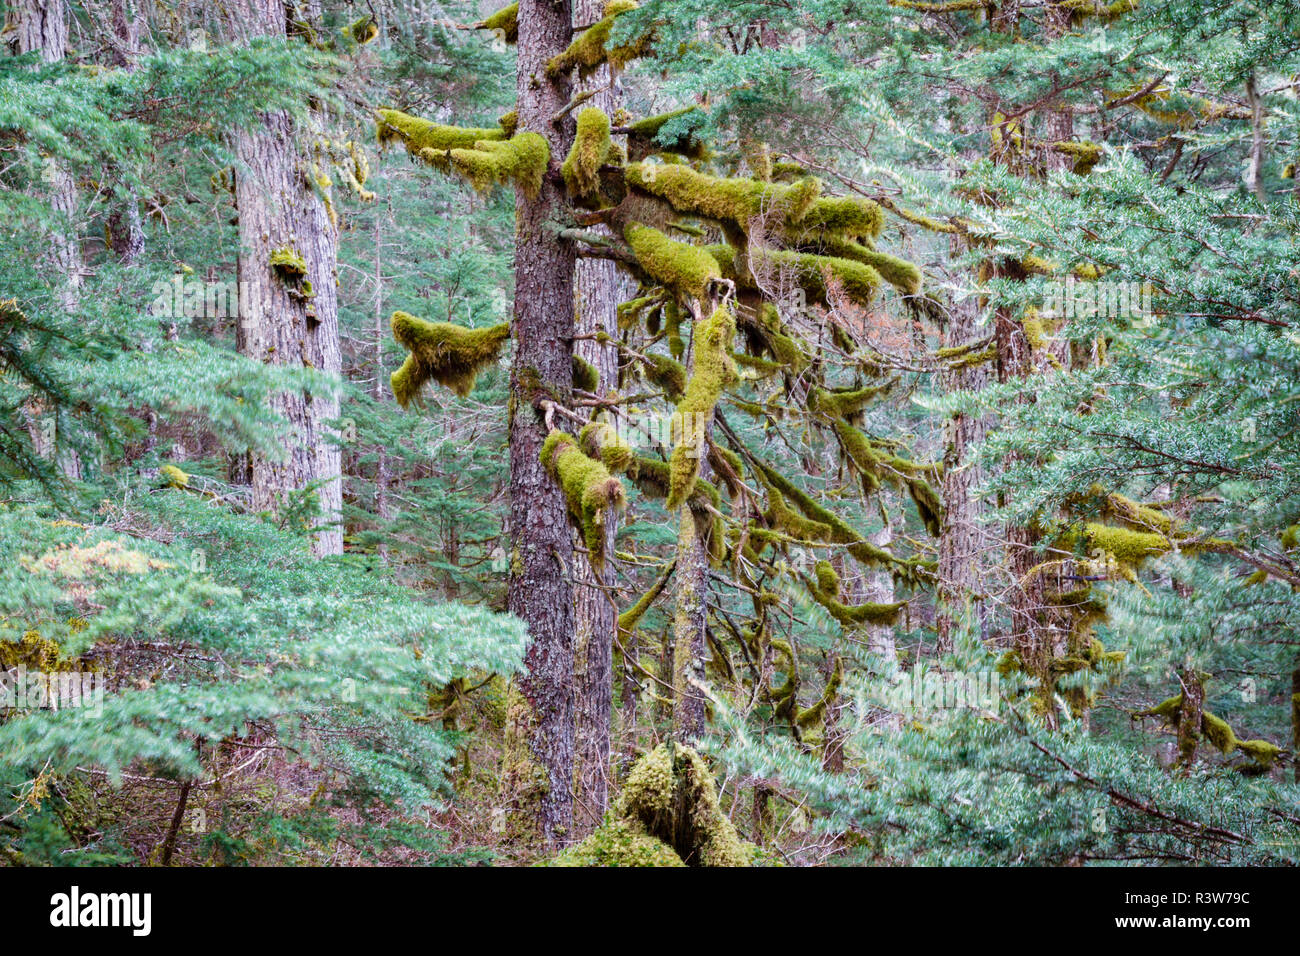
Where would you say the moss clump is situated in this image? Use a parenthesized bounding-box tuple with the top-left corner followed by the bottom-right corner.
(1051, 140, 1103, 175)
(375, 108, 506, 159)
(540, 431, 627, 570)
(750, 247, 882, 308)
(445, 132, 550, 201)
(160, 464, 190, 489)
(562, 107, 612, 200)
(548, 818, 685, 867)
(617, 562, 675, 635)
(572, 354, 600, 392)
(547, 0, 649, 78)
(641, 352, 688, 402)
(615, 743, 752, 866)
(389, 310, 510, 404)
(342, 16, 379, 45)
(815, 238, 922, 296)
(806, 566, 905, 628)
(1083, 523, 1171, 565)
(625, 162, 821, 232)
(796, 658, 843, 729)
(475, 2, 519, 42)
(764, 488, 832, 542)
(666, 307, 738, 509)
(625, 222, 721, 300)
(1137, 694, 1284, 769)
(625, 106, 707, 160)
(269, 246, 307, 278)
(808, 385, 889, 421)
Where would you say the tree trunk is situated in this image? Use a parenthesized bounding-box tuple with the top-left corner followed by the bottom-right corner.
(672, 495, 712, 742)
(1175, 667, 1205, 772)
(503, 0, 579, 846)
(229, 0, 343, 557)
(105, 0, 145, 264)
(570, 0, 623, 834)
(936, 292, 986, 654)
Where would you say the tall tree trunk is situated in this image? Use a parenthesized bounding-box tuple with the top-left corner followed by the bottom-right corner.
(229, 0, 343, 557)
(14, 0, 82, 480)
(1175, 667, 1205, 772)
(570, 0, 622, 834)
(671, 496, 711, 743)
(503, 0, 579, 846)
(105, 0, 145, 264)
(935, 293, 986, 653)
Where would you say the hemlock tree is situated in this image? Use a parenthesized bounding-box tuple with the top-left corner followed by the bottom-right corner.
(379, 0, 941, 848)
(229, 0, 349, 556)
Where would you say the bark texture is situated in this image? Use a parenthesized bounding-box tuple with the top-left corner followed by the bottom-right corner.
(504, 0, 580, 846)
(229, 0, 343, 557)
(570, 0, 623, 835)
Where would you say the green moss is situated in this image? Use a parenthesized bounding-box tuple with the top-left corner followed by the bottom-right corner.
(269, 246, 307, 278)
(625, 222, 721, 300)
(666, 307, 739, 509)
(764, 488, 832, 542)
(816, 238, 922, 295)
(579, 421, 635, 473)
(540, 431, 627, 570)
(562, 107, 612, 200)
(375, 108, 506, 159)
(1083, 523, 1171, 565)
(617, 563, 675, 635)
(1138, 693, 1283, 769)
(625, 162, 822, 232)
(547, 0, 649, 78)
(750, 247, 882, 308)
(342, 16, 379, 45)
(1051, 139, 1103, 175)
(806, 571, 904, 628)
(641, 351, 688, 402)
(447, 132, 550, 201)
(796, 658, 842, 729)
(814, 560, 840, 596)
(572, 354, 600, 392)
(616, 743, 752, 866)
(549, 818, 685, 866)
(625, 106, 707, 159)
(475, 2, 519, 42)
(389, 310, 510, 404)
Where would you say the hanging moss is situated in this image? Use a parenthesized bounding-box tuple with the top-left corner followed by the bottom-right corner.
(540, 431, 627, 571)
(562, 107, 612, 200)
(375, 108, 507, 160)
(628, 456, 720, 510)
(572, 354, 600, 392)
(546, 0, 649, 78)
(814, 560, 840, 596)
(617, 562, 675, 635)
(475, 2, 519, 42)
(615, 743, 753, 866)
(750, 247, 882, 308)
(641, 351, 688, 402)
(445, 132, 550, 200)
(664, 299, 684, 359)
(389, 310, 510, 404)
(796, 658, 843, 729)
(817, 238, 922, 296)
(1136, 694, 1284, 769)
(666, 307, 739, 510)
(625, 162, 822, 231)
(625, 222, 722, 300)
